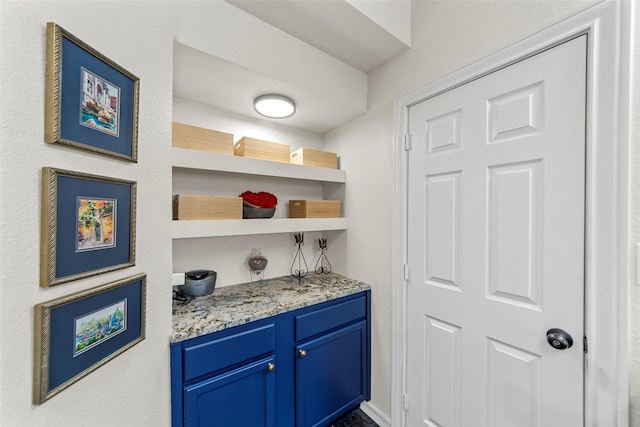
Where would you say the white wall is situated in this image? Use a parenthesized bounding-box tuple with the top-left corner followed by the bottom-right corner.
(628, 1, 640, 424)
(323, 0, 632, 420)
(323, 105, 394, 420)
(0, 2, 175, 426)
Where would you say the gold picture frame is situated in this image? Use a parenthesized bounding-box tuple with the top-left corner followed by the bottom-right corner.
(34, 274, 146, 404)
(45, 22, 139, 162)
(41, 167, 137, 287)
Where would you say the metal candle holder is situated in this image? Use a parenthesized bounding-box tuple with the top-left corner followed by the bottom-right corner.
(314, 238, 332, 274)
(290, 232, 308, 283)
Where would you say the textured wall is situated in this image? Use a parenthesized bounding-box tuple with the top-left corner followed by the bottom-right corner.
(629, 1, 640, 424)
(0, 2, 175, 426)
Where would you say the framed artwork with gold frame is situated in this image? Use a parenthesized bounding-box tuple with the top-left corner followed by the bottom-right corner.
(34, 274, 146, 404)
(41, 167, 136, 287)
(45, 22, 139, 162)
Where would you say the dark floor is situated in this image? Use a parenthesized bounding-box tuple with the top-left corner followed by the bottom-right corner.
(331, 408, 379, 427)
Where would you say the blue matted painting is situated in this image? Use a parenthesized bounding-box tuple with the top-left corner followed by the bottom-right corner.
(41, 167, 136, 287)
(34, 274, 146, 404)
(45, 22, 139, 162)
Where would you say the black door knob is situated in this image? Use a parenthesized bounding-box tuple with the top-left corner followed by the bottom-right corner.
(546, 328, 573, 350)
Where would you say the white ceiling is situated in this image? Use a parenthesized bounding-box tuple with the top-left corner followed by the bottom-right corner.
(173, 43, 366, 134)
(226, 0, 410, 73)
(173, 1, 410, 134)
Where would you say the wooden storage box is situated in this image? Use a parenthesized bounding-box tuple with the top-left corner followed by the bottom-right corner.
(288, 200, 341, 218)
(234, 137, 290, 163)
(172, 122, 234, 155)
(173, 195, 242, 220)
(290, 147, 338, 169)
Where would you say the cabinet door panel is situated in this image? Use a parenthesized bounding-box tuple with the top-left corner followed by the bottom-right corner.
(296, 321, 366, 427)
(184, 356, 275, 427)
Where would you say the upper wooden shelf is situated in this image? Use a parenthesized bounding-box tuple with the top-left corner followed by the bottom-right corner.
(171, 148, 346, 183)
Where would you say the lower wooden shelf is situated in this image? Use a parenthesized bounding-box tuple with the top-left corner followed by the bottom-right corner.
(172, 218, 348, 239)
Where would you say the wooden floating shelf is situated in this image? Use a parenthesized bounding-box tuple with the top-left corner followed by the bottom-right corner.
(171, 147, 346, 183)
(172, 218, 348, 239)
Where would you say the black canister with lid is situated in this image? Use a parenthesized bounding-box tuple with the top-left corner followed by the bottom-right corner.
(178, 269, 217, 297)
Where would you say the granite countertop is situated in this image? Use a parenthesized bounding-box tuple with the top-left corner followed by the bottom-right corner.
(171, 273, 370, 343)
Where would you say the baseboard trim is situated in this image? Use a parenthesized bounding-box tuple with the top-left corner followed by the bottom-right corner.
(360, 401, 391, 427)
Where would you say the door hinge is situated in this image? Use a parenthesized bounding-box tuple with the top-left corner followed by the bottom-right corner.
(402, 393, 409, 412)
(404, 264, 410, 281)
(583, 336, 588, 354)
(404, 134, 412, 151)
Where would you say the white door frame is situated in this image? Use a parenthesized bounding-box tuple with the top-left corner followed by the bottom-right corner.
(391, 1, 633, 426)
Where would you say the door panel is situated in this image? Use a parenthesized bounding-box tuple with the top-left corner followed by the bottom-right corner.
(487, 160, 543, 309)
(183, 356, 276, 427)
(406, 35, 586, 427)
(487, 81, 543, 143)
(422, 316, 462, 427)
(426, 109, 463, 156)
(296, 321, 366, 427)
(486, 339, 541, 427)
(425, 172, 461, 289)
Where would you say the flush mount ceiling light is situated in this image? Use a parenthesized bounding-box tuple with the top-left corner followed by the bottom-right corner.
(253, 94, 296, 119)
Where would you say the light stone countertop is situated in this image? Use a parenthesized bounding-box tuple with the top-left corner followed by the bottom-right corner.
(171, 273, 371, 343)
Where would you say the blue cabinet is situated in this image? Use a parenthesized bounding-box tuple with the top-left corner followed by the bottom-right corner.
(184, 356, 276, 427)
(296, 321, 367, 427)
(171, 291, 371, 427)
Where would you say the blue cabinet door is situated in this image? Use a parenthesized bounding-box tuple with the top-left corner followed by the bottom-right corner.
(296, 321, 367, 427)
(184, 356, 276, 427)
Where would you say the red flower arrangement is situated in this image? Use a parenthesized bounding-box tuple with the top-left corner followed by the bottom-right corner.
(240, 191, 278, 209)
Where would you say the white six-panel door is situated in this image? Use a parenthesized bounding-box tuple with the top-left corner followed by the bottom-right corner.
(406, 35, 587, 427)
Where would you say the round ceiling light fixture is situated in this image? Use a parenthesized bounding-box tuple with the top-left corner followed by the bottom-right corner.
(253, 94, 296, 119)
